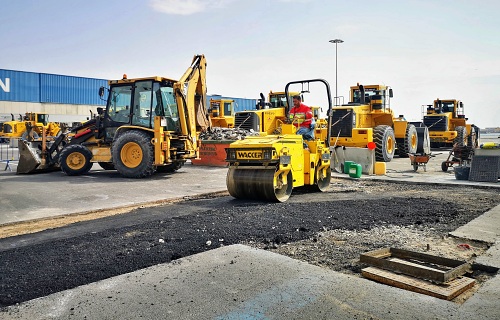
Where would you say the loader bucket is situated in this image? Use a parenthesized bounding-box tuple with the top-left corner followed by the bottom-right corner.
(17, 139, 42, 173)
(16, 140, 60, 174)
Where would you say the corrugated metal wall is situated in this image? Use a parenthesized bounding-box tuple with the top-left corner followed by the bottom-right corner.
(1, 69, 255, 109)
(0, 69, 107, 105)
(0, 69, 39, 102)
(40, 74, 107, 105)
(207, 95, 256, 112)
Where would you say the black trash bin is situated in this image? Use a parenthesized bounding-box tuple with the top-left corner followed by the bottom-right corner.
(454, 166, 470, 180)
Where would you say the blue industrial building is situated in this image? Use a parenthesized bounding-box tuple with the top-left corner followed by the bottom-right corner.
(0, 69, 107, 105)
(0, 69, 256, 112)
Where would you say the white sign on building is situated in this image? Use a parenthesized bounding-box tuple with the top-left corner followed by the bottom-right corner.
(0, 78, 10, 93)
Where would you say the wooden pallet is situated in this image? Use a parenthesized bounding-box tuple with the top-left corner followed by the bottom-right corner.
(362, 267, 476, 300)
(360, 247, 471, 283)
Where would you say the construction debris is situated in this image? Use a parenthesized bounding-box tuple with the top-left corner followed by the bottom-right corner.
(199, 127, 259, 141)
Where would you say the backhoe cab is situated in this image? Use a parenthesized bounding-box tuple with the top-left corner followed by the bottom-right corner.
(17, 54, 210, 177)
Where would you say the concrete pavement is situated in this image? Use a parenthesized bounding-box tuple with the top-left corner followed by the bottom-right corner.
(0, 163, 228, 226)
(2, 241, 499, 320)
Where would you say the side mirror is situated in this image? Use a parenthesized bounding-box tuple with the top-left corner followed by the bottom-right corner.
(259, 93, 266, 109)
(389, 88, 393, 98)
(98, 87, 105, 97)
(97, 107, 104, 115)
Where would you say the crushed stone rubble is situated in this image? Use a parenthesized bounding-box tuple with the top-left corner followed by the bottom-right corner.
(200, 127, 260, 141)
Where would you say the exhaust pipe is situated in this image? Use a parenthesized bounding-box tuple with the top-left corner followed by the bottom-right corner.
(359, 84, 365, 104)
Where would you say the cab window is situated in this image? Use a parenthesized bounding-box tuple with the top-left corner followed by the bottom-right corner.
(159, 86, 180, 131)
(108, 84, 132, 123)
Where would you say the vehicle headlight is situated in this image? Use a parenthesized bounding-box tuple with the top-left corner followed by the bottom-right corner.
(226, 148, 236, 160)
(263, 149, 273, 160)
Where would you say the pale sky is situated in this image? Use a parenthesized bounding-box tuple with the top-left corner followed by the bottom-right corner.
(1, 0, 499, 127)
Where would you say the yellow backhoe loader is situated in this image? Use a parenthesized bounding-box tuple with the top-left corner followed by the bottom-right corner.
(329, 84, 418, 161)
(17, 54, 210, 177)
(225, 79, 332, 202)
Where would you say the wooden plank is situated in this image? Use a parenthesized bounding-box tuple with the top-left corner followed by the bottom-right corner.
(360, 248, 471, 283)
(362, 267, 476, 301)
(387, 257, 448, 274)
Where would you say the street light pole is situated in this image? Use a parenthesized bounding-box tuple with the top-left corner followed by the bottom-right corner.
(329, 39, 344, 105)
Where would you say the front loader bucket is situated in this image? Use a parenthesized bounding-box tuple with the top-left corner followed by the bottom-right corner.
(17, 139, 42, 173)
(17, 140, 60, 174)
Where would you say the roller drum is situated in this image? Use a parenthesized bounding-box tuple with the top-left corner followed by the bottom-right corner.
(226, 168, 293, 202)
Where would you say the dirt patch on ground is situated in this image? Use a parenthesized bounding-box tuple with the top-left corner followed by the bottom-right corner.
(1, 179, 499, 308)
(0, 191, 229, 239)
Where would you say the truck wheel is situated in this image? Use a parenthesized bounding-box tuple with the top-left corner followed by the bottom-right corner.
(374, 125, 395, 162)
(454, 126, 467, 147)
(397, 124, 418, 158)
(112, 130, 155, 178)
(59, 145, 93, 176)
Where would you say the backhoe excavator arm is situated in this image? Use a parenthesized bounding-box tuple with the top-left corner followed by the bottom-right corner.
(173, 54, 210, 146)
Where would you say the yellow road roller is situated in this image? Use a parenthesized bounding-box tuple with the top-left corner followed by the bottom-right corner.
(225, 79, 333, 202)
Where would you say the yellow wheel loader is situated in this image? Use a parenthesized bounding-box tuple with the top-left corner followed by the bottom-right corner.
(0, 112, 61, 141)
(233, 90, 301, 134)
(329, 84, 418, 161)
(423, 99, 479, 148)
(209, 98, 235, 128)
(17, 54, 211, 177)
(226, 79, 332, 202)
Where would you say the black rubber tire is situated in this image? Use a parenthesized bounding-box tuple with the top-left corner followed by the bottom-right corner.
(397, 124, 418, 158)
(467, 125, 480, 149)
(441, 161, 449, 172)
(21, 130, 40, 141)
(156, 161, 185, 173)
(314, 165, 332, 192)
(454, 126, 467, 147)
(112, 130, 155, 178)
(98, 162, 115, 170)
(374, 125, 395, 162)
(59, 144, 93, 176)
